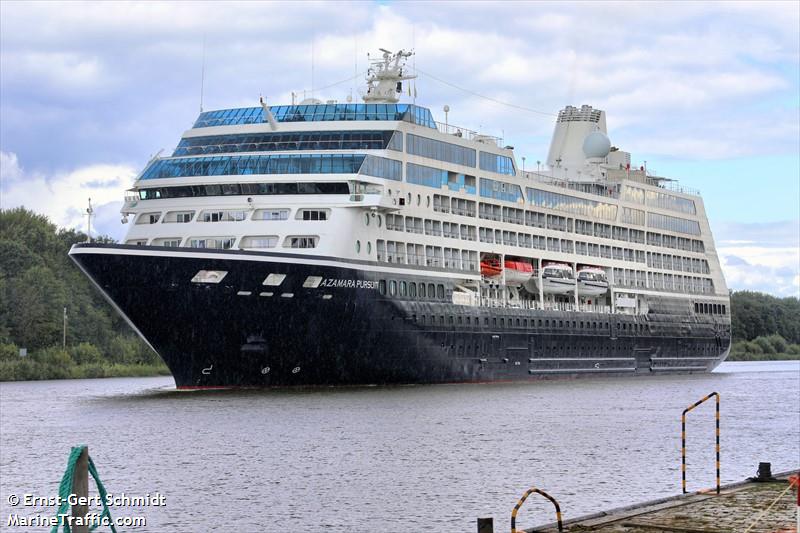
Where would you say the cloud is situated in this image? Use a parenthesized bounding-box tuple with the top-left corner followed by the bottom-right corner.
(724, 255, 749, 266)
(1, 1, 797, 172)
(0, 150, 134, 241)
(714, 220, 800, 296)
(0, 1, 798, 292)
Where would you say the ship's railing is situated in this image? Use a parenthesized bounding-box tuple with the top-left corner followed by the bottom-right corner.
(658, 179, 701, 196)
(527, 169, 702, 199)
(478, 298, 613, 314)
(433, 121, 502, 146)
(606, 169, 701, 197)
(377, 252, 479, 273)
(522, 171, 621, 200)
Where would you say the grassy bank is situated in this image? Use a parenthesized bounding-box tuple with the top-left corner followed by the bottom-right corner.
(0, 343, 169, 382)
(0, 359, 170, 381)
(727, 334, 800, 361)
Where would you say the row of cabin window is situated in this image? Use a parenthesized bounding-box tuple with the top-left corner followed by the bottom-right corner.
(575, 242, 646, 263)
(129, 235, 318, 250)
(404, 313, 649, 333)
(376, 240, 479, 271)
(611, 268, 649, 288)
(137, 182, 351, 200)
(695, 302, 727, 315)
(478, 202, 705, 253)
(135, 208, 327, 225)
(646, 253, 710, 274)
(432, 194, 477, 216)
(378, 280, 448, 300)
(426, 341, 711, 360)
(610, 270, 716, 295)
(649, 273, 713, 293)
(385, 214, 478, 240)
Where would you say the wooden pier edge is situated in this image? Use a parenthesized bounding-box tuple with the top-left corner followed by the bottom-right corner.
(522, 468, 799, 533)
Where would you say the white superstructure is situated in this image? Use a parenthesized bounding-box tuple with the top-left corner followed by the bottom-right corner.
(118, 49, 729, 318)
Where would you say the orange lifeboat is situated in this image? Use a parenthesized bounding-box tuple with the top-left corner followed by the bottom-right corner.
(480, 258, 502, 278)
(503, 260, 534, 285)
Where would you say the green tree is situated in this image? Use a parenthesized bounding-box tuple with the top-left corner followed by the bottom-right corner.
(2, 266, 67, 350)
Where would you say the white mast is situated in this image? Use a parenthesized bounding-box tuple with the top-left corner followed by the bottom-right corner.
(85, 198, 94, 243)
(363, 49, 416, 104)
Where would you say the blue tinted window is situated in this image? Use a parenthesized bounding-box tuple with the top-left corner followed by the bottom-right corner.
(407, 134, 475, 167)
(407, 163, 447, 188)
(360, 156, 402, 181)
(479, 152, 516, 175)
(138, 182, 350, 200)
(647, 213, 701, 235)
(140, 154, 366, 180)
(645, 190, 696, 215)
(480, 178, 523, 202)
(387, 131, 403, 152)
(173, 130, 396, 156)
(527, 188, 618, 221)
(193, 104, 437, 128)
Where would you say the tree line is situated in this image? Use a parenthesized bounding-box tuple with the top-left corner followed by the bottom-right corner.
(728, 291, 800, 360)
(0, 208, 167, 380)
(0, 207, 797, 380)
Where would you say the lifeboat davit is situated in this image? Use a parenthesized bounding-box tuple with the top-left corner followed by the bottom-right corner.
(577, 266, 610, 296)
(503, 260, 533, 285)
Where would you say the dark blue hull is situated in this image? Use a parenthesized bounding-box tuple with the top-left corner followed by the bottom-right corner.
(69, 244, 731, 388)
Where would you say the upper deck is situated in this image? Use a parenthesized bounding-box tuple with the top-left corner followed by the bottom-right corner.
(193, 103, 437, 129)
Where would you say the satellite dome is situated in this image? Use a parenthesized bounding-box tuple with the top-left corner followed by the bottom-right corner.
(582, 131, 611, 159)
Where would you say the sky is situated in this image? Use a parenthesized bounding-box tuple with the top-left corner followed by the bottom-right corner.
(1, 1, 798, 296)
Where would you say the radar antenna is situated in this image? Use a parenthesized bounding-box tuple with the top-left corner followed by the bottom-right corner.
(363, 49, 416, 104)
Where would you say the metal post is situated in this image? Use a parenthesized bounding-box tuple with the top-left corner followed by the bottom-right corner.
(682, 392, 720, 494)
(62, 307, 67, 348)
(573, 261, 579, 311)
(536, 259, 544, 310)
(715, 394, 720, 494)
(511, 487, 563, 533)
(72, 447, 89, 533)
(501, 253, 507, 306)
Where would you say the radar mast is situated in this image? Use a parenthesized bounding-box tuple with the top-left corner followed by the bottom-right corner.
(363, 49, 416, 104)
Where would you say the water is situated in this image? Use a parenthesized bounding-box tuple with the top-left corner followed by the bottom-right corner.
(1, 361, 798, 532)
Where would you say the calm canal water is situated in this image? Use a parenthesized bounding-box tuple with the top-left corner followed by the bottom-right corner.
(1, 361, 798, 532)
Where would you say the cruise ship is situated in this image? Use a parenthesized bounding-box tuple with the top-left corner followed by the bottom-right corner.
(69, 50, 732, 388)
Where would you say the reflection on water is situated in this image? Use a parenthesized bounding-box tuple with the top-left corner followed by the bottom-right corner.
(1, 361, 798, 532)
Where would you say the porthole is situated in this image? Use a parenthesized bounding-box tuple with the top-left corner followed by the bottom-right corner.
(364, 213, 370, 226)
(367, 241, 372, 254)
(356, 240, 361, 253)
(417, 194, 421, 206)
(426, 196, 431, 207)
(407, 192, 412, 204)
(377, 215, 382, 227)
